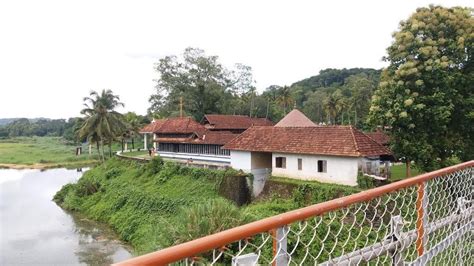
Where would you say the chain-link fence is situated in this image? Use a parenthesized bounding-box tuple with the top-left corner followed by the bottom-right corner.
(115, 161, 473, 265)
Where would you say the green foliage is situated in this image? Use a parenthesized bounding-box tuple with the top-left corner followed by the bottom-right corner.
(292, 182, 359, 208)
(53, 159, 365, 256)
(147, 156, 164, 175)
(357, 172, 375, 189)
(147, 47, 381, 127)
(54, 158, 244, 254)
(0, 117, 79, 139)
(149, 47, 255, 121)
(53, 183, 75, 204)
(78, 89, 128, 162)
(369, 6, 474, 170)
(160, 199, 251, 247)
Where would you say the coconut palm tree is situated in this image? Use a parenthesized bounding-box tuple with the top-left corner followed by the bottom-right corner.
(276, 86, 294, 114)
(77, 89, 127, 162)
(323, 89, 345, 125)
(123, 112, 144, 151)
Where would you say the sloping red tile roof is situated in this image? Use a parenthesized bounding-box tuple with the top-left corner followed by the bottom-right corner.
(366, 131, 390, 146)
(139, 119, 166, 133)
(158, 117, 206, 135)
(139, 117, 206, 136)
(275, 109, 316, 127)
(203, 115, 274, 130)
(155, 131, 239, 145)
(222, 126, 392, 157)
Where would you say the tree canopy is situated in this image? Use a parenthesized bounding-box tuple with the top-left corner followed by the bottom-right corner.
(148, 47, 255, 121)
(368, 5, 473, 171)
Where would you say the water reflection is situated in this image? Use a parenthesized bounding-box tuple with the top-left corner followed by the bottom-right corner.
(0, 168, 132, 265)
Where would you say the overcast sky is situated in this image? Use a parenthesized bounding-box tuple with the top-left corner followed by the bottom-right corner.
(0, 0, 471, 119)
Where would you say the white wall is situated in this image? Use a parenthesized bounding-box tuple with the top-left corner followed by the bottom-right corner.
(230, 150, 252, 172)
(271, 153, 360, 186)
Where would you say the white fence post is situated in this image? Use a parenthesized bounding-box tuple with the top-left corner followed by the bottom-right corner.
(274, 226, 289, 266)
(389, 215, 405, 266)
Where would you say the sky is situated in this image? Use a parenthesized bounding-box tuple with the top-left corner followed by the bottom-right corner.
(0, 0, 471, 119)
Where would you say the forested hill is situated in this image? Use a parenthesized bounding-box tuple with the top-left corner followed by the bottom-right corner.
(282, 68, 382, 128)
(0, 117, 52, 126)
(0, 118, 18, 126)
(291, 68, 381, 90)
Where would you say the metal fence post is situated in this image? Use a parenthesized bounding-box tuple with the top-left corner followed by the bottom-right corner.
(272, 226, 289, 266)
(388, 215, 405, 266)
(457, 197, 467, 265)
(415, 182, 428, 257)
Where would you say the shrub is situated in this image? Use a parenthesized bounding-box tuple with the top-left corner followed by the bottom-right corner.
(53, 183, 75, 204)
(75, 177, 101, 196)
(160, 199, 251, 247)
(147, 156, 164, 175)
(357, 172, 375, 189)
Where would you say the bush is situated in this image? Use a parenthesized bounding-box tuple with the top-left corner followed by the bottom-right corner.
(292, 182, 359, 207)
(160, 199, 251, 247)
(75, 176, 101, 196)
(53, 183, 75, 204)
(357, 172, 375, 189)
(147, 156, 164, 175)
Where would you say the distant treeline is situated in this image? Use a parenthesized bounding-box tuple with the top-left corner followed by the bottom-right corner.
(0, 118, 80, 140)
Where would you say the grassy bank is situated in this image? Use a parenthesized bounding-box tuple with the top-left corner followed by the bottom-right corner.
(54, 157, 363, 256)
(0, 137, 99, 168)
(54, 157, 246, 254)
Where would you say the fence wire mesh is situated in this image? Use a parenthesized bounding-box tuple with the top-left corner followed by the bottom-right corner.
(182, 166, 473, 265)
(115, 162, 473, 266)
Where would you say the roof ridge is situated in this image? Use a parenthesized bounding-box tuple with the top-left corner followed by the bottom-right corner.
(358, 128, 391, 151)
(348, 125, 361, 156)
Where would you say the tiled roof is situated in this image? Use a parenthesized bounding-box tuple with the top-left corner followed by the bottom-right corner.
(275, 109, 316, 127)
(155, 131, 239, 145)
(139, 119, 166, 133)
(139, 117, 206, 136)
(203, 115, 274, 130)
(366, 130, 390, 146)
(222, 126, 392, 157)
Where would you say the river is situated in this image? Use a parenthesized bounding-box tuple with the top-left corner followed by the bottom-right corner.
(0, 168, 132, 265)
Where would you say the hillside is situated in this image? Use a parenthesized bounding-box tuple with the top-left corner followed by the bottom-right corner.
(291, 68, 381, 90)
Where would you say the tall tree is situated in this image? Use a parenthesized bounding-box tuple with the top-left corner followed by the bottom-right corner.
(345, 74, 375, 127)
(78, 89, 127, 161)
(148, 48, 254, 121)
(368, 6, 473, 173)
(276, 86, 294, 114)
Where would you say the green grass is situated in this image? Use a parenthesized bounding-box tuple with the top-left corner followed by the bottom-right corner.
(0, 137, 99, 166)
(390, 163, 422, 181)
(121, 150, 150, 158)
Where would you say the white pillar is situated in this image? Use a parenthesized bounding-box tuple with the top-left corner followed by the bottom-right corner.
(153, 134, 157, 149)
(144, 134, 148, 150)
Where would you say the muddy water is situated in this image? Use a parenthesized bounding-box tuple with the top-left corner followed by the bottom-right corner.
(0, 168, 132, 265)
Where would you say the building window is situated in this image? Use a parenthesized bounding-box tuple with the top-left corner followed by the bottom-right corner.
(298, 158, 303, 170)
(317, 160, 327, 173)
(275, 157, 286, 168)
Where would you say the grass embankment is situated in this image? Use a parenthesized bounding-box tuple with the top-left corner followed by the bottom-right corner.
(0, 137, 98, 169)
(54, 157, 362, 256)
